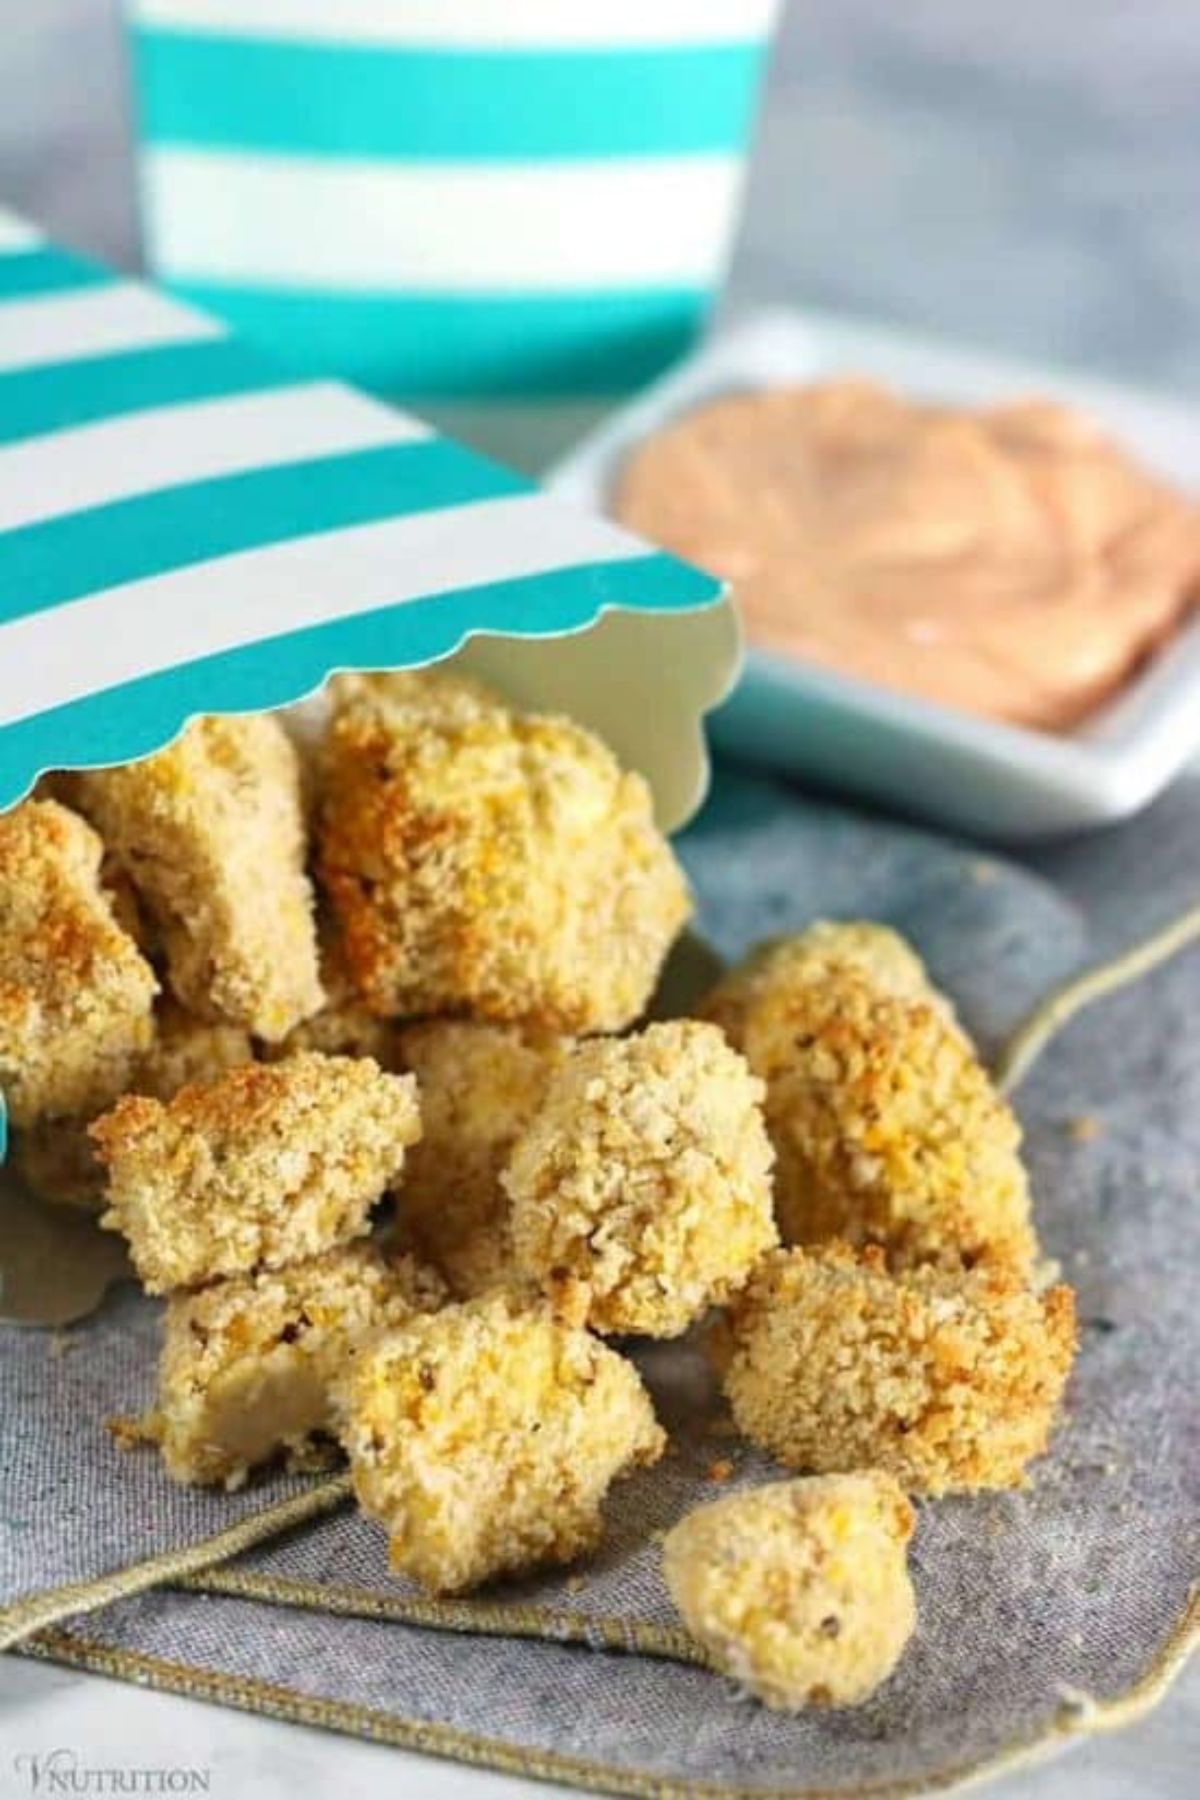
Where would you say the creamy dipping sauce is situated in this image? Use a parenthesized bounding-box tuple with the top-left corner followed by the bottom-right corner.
(615, 381, 1200, 730)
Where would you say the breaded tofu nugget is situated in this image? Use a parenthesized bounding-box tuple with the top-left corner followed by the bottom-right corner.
(316, 670, 691, 1031)
(70, 715, 323, 1041)
(701, 925, 1034, 1273)
(721, 1244, 1076, 1494)
(505, 1021, 777, 1337)
(149, 1242, 445, 1489)
(14, 997, 255, 1210)
(663, 1474, 916, 1709)
(338, 1289, 664, 1593)
(397, 1020, 570, 1297)
(0, 800, 157, 1129)
(91, 1051, 420, 1293)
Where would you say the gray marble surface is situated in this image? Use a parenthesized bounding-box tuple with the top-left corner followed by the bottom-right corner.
(1, 4, 1197, 1796)
(735, 0, 1200, 396)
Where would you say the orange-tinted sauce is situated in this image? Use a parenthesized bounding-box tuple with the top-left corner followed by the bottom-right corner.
(616, 381, 1200, 729)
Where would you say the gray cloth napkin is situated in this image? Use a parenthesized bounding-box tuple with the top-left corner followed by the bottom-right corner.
(3, 763, 1197, 1795)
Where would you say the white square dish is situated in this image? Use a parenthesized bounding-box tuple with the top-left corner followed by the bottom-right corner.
(548, 308, 1200, 841)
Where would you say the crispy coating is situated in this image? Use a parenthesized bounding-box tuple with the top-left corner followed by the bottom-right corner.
(701, 925, 1034, 1273)
(663, 1474, 916, 1709)
(0, 800, 157, 1129)
(70, 715, 323, 1041)
(91, 1051, 421, 1293)
(721, 1244, 1077, 1494)
(338, 1289, 664, 1593)
(505, 1021, 778, 1337)
(316, 670, 691, 1030)
(397, 1020, 571, 1297)
(702, 922, 951, 1065)
(270, 925, 403, 1067)
(13, 998, 255, 1210)
(150, 1242, 446, 1489)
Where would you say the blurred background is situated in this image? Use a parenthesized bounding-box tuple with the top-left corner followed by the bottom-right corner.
(4, 0, 1199, 397)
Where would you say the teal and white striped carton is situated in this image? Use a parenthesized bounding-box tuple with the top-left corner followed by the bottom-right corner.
(122, 1, 780, 416)
(0, 206, 737, 1161)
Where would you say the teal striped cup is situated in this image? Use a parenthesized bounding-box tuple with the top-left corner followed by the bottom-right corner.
(123, 1, 780, 436)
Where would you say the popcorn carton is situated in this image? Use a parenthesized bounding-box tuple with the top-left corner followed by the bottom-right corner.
(0, 208, 737, 1321)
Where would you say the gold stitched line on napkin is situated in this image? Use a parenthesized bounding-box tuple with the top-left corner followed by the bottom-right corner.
(177, 1566, 709, 1666)
(0, 1476, 351, 1653)
(15, 1585, 1200, 1800)
(993, 903, 1200, 1094)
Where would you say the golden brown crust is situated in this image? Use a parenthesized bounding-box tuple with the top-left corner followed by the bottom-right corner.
(152, 1241, 445, 1489)
(12, 997, 255, 1210)
(505, 1020, 778, 1337)
(315, 670, 691, 1031)
(69, 716, 323, 1041)
(338, 1289, 663, 1594)
(0, 800, 158, 1128)
(396, 1019, 571, 1298)
(721, 1244, 1077, 1494)
(91, 1051, 421, 1293)
(663, 1473, 916, 1709)
(701, 924, 1035, 1274)
(701, 922, 951, 1061)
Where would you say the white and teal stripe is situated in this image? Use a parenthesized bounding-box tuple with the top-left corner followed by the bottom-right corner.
(124, 0, 779, 400)
(0, 208, 728, 1156)
(0, 208, 721, 816)
(128, 1, 781, 46)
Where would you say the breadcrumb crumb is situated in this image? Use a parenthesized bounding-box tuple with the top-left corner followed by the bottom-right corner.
(150, 1242, 445, 1488)
(337, 1289, 664, 1593)
(70, 715, 323, 1040)
(663, 1473, 916, 1708)
(91, 1051, 420, 1292)
(397, 1019, 571, 1297)
(701, 924, 1035, 1274)
(0, 800, 157, 1129)
(316, 670, 691, 1031)
(505, 1020, 778, 1338)
(721, 1244, 1076, 1494)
